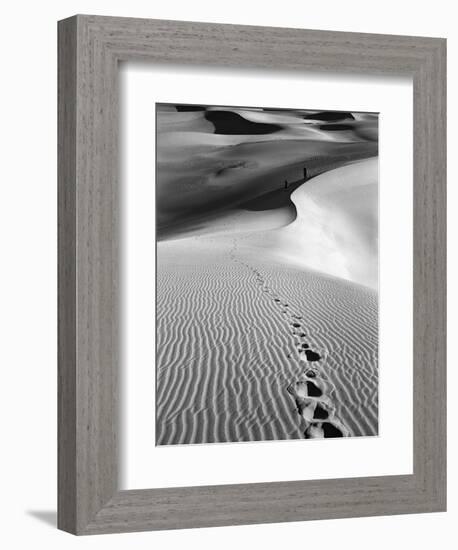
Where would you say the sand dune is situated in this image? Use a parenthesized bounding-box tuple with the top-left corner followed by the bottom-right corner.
(156, 163, 378, 445)
(156, 234, 378, 444)
(155, 105, 378, 445)
(156, 104, 378, 240)
(235, 158, 379, 290)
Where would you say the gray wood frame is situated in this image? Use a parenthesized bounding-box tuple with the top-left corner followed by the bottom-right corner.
(58, 14, 446, 535)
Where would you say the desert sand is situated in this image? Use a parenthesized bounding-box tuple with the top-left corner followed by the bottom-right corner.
(156, 105, 378, 241)
(156, 153, 378, 445)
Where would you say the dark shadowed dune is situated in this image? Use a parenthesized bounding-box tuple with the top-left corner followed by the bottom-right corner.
(304, 111, 355, 122)
(156, 142, 377, 240)
(175, 104, 207, 112)
(205, 110, 283, 135)
(239, 179, 304, 212)
(156, 102, 378, 240)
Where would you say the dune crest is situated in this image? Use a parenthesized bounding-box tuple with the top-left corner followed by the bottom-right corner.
(234, 158, 379, 290)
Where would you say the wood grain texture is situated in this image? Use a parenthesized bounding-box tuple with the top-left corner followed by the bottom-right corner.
(57, 16, 77, 533)
(57, 14, 446, 535)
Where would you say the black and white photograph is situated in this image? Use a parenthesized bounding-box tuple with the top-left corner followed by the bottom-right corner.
(2, 1, 449, 544)
(155, 103, 379, 445)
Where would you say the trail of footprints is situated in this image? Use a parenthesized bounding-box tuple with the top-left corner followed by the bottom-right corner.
(230, 238, 349, 439)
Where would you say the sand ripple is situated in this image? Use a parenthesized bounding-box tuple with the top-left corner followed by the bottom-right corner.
(156, 235, 378, 445)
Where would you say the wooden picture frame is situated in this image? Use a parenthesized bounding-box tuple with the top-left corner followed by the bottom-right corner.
(58, 14, 446, 535)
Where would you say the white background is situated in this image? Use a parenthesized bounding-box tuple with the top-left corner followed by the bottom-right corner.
(122, 66, 413, 489)
(0, 1, 454, 549)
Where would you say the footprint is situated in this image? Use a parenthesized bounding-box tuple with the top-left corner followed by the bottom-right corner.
(304, 419, 346, 439)
(228, 243, 348, 440)
(304, 424, 324, 438)
(299, 400, 316, 422)
(321, 422, 344, 438)
(314, 403, 330, 420)
(289, 381, 307, 399)
(306, 381, 322, 397)
(304, 349, 321, 362)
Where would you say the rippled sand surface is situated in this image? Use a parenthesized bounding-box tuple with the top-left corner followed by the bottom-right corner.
(156, 104, 378, 445)
(156, 160, 378, 445)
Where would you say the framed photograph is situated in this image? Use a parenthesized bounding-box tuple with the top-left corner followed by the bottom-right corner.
(58, 15, 446, 535)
